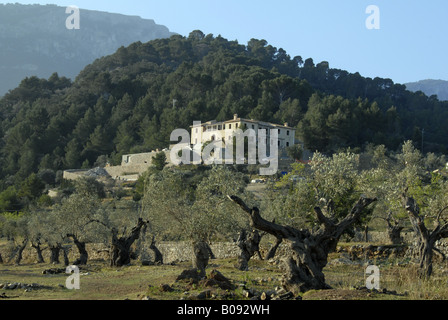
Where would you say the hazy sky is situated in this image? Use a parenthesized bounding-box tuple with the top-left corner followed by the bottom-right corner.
(5, 0, 448, 84)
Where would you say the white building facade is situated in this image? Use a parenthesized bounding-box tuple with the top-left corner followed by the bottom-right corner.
(190, 114, 296, 149)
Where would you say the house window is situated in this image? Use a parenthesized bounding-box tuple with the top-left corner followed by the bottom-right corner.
(196, 128, 198, 134)
(278, 129, 281, 134)
(286, 142, 290, 147)
(252, 125, 255, 129)
(195, 138, 198, 144)
(223, 124, 226, 130)
(278, 141, 281, 146)
(229, 124, 232, 129)
(236, 123, 239, 129)
(218, 125, 222, 130)
(287, 131, 290, 136)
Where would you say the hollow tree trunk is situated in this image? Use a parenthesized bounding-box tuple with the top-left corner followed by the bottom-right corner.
(110, 218, 148, 267)
(228, 195, 376, 294)
(236, 229, 263, 271)
(67, 234, 88, 265)
(192, 241, 210, 278)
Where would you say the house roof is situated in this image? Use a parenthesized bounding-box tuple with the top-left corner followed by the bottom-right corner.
(190, 115, 295, 130)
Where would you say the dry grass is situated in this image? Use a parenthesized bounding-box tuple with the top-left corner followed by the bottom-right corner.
(2, 249, 448, 300)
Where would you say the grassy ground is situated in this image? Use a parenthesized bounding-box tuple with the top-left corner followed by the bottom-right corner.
(2, 250, 448, 301)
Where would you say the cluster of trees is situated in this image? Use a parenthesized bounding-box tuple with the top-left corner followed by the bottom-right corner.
(0, 30, 447, 202)
(0, 165, 251, 269)
(1, 140, 447, 294)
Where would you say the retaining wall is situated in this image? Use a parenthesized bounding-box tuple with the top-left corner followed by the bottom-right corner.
(4, 232, 448, 265)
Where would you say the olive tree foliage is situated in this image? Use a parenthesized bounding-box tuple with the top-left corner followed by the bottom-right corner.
(192, 166, 252, 241)
(0, 212, 29, 264)
(143, 165, 251, 243)
(31, 208, 71, 264)
(263, 152, 377, 233)
(142, 165, 250, 275)
(375, 141, 446, 235)
(391, 141, 448, 278)
(54, 191, 109, 265)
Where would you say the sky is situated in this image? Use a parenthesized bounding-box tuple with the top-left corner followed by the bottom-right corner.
(5, 0, 448, 84)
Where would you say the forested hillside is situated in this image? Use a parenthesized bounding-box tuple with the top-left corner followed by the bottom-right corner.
(0, 30, 447, 197)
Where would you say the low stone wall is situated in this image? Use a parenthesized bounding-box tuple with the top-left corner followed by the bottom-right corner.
(62, 169, 89, 181)
(4, 231, 448, 266)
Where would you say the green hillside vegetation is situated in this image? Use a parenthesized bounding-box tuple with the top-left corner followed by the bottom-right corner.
(0, 30, 447, 210)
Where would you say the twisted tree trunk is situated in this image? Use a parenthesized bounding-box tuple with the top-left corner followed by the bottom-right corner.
(49, 244, 61, 264)
(403, 193, 448, 279)
(236, 229, 263, 271)
(14, 238, 29, 265)
(67, 234, 88, 265)
(192, 241, 211, 277)
(110, 218, 148, 267)
(265, 237, 283, 260)
(386, 212, 404, 245)
(31, 241, 45, 263)
(49, 243, 70, 265)
(228, 195, 376, 294)
(62, 246, 70, 266)
(149, 236, 163, 264)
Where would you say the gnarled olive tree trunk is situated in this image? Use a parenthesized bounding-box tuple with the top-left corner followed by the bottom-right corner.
(31, 240, 45, 263)
(13, 238, 29, 265)
(49, 244, 61, 264)
(110, 218, 148, 267)
(67, 234, 88, 265)
(49, 243, 70, 265)
(149, 236, 163, 264)
(236, 229, 263, 271)
(192, 241, 211, 277)
(403, 193, 448, 279)
(228, 195, 376, 294)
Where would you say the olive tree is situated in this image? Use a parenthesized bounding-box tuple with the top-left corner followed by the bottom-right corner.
(56, 192, 107, 265)
(0, 212, 30, 265)
(143, 166, 250, 276)
(105, 200, 149, 267)
(232, 151, 378, 294)
(38, 208, 71, 265)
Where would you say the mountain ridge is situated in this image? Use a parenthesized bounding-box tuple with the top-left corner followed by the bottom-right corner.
(405, 79, 448, 101)
(0, 3, 176, 95)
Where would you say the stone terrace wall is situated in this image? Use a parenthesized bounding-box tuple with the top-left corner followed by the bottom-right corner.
(4, 232, 448, 265)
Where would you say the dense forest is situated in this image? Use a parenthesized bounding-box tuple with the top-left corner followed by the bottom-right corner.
(0, 30, 447, 208)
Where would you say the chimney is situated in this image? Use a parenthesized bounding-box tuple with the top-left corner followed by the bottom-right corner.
(234, 114, 238, 120)
(284, 123, 289, 127)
